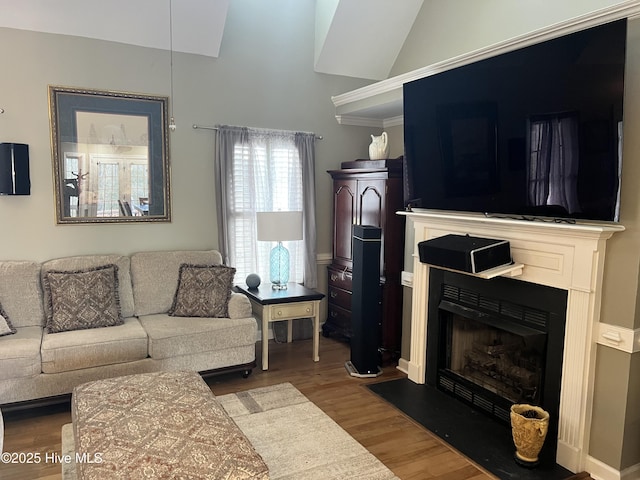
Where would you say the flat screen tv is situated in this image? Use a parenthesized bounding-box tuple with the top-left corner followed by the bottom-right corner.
(403, 19, 626, 222)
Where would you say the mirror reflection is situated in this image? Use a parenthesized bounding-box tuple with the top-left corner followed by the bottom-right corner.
(49, 86, 171, 224)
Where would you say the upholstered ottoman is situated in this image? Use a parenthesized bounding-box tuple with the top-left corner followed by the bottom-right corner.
(71, 371, 269, 479)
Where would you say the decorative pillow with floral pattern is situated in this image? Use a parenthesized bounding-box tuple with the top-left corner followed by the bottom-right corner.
(169, 264, 236, 318)
(43, 264, 123, 333)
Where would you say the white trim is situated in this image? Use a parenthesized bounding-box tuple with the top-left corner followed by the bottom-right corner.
(621, 462, 640, 480)
(334, 115, 384, 128)
(586, 455, 621, 480)
(596, 323, 640, 353)
(316, 252, 333, 265)
(383, 115, 404, 128)
(334, 114, 404, 128)
(332, 0, 640, 123)
(584, 455, 640, 480)
(396, 357, 410, 375)
(401, 270, 413, 287)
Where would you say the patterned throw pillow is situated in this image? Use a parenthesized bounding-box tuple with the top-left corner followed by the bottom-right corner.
(169, 264, 236, 318)
(0, 302, 16, 337)
(44, 264, 123, 334)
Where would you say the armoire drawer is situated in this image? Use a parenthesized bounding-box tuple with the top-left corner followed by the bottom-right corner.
(328, 265, 352, 291)
(328, 285, 351, 310)
(326, 303, 351, 332)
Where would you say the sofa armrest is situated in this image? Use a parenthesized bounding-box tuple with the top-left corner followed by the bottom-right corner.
(227, 292, 252, 319)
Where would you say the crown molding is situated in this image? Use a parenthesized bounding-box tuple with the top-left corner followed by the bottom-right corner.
(383, 115, 404, 128)
(335, 115, 384, 128)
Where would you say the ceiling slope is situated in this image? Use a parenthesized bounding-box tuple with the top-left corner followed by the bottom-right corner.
(314, 0, 424, 80)
(0, 0, 422, 80)
(0, 0, 230, 58)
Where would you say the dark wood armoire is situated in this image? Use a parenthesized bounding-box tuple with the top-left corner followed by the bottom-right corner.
(322, 157, 405, 361)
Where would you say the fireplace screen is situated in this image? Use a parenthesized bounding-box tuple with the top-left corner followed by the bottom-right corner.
(445, 314, 546, 405)
(433, 278, 554, 424)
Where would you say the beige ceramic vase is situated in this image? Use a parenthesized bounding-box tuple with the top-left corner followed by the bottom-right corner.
(510, 404, 550, 467)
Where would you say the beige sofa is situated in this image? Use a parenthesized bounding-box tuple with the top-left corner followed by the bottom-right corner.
(0, 250, 257, 407)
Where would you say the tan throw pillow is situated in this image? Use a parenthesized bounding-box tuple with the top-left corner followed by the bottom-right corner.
(169, 264, 236, 318)
(44, 265, 123, 333)
(0, 302, 16, 336)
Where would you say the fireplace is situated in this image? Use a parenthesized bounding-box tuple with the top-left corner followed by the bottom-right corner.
(400, 209, 624, 474)
(426, 269, 567, 460)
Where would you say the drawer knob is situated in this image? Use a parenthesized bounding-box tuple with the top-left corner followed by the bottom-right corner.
(306, 308, 311, 313)
(330, 291, 337, 298)
(277, 310, 282, 316)
(330, 311, 338, 318)
(330, 274, 338, 281)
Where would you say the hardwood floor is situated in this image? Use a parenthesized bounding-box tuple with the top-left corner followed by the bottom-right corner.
(1, 336, 593, 480)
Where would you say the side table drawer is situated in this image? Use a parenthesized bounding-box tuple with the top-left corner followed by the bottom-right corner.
(269, 301, 315, 320)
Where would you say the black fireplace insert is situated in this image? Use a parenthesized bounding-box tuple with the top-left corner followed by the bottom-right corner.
(426, 269, 567, 461)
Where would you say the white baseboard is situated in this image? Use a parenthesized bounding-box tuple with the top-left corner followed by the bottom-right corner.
(396, 357, 409, 374)
(585, 455, 640, 480)
(620, 462, 640, 480)
(587, 456, 621, 480)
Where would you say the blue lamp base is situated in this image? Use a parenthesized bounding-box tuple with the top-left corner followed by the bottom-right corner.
(270, 241, 290, 290)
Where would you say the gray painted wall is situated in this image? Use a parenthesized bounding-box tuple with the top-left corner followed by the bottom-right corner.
(0, 0, 374, 264)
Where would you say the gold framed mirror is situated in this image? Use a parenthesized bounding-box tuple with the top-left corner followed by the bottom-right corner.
(49, 86, 171, 224)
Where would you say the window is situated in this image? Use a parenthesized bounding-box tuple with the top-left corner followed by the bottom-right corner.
(63, 152, 149, 217)
(216, 125, 318, 287)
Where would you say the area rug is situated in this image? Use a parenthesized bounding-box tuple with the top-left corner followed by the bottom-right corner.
(62, 382, 398, 480)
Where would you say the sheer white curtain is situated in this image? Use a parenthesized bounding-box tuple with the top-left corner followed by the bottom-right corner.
(215, 125, 317, 287)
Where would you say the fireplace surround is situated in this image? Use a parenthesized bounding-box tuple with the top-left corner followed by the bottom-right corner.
(400, 209, 624, 474)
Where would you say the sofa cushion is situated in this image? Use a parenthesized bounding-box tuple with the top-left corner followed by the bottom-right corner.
(44, 265, 123, 333)
(0, 326, 42, 380)
(139, 314, 256, 360)
(41, 255, 135, 319)
(130, 250, 224, 316)
(0, 302, 16, 336)
(41, 318, 148, 374)
(169, 264, 235, 318)
(0, 261, 44, 328)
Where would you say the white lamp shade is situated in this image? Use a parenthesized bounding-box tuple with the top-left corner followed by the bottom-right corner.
(257, 211, 303, 241)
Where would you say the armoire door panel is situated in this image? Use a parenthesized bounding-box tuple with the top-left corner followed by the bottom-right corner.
(358, 179, 385, 275)
(333, 180, 356, 267)
(357, 180, 384, 228)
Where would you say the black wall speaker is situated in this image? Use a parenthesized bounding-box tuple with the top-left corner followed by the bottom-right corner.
(0, 143, 30, 195)
(347, 224, 382, 377)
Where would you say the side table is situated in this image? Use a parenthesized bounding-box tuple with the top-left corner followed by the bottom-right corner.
(235, 283, 325, 370)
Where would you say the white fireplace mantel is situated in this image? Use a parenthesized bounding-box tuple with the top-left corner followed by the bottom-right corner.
(400, 209, 625, 474)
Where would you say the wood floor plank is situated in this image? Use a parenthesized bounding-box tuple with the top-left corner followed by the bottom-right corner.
(1, 336, 592, 480)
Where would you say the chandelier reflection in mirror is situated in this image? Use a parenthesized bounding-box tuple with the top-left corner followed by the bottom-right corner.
(49, 86, 171, 224)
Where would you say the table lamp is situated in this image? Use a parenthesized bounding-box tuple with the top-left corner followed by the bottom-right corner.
(256, 211, 303, 290)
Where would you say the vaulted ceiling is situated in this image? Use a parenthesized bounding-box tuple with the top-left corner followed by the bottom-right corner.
(0, 0, 423, 81)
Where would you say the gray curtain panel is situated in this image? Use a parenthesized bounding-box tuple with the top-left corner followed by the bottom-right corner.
(215, 125, 317, 287)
